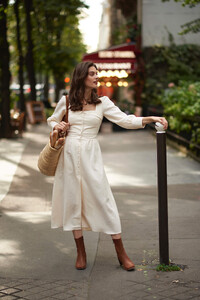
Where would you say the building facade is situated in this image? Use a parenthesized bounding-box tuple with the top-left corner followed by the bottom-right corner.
(141, 0, 200, 47)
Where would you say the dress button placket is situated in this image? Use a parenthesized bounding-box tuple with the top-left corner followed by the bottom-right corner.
(79, 112, 85, 228)
(77, 113, 83, 175)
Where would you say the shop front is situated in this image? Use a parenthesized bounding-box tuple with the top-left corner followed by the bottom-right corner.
(82, 42, 142, 116)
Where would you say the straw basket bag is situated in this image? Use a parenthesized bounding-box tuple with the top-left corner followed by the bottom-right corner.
(38, 95, 69, 176)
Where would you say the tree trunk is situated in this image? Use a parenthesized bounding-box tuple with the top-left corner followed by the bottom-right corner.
(54, 75, 65, 102)
(0, 0, 12, 138)
(44, 74, 49, 102)
(43, 73, 52, 107)
(14, 0, 27, 130)
(24, 0, 36, 101)
(14, 0, 25, 112)
(54, 32, 65, 102)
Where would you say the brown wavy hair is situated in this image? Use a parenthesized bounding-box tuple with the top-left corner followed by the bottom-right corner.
(69, 61, 101, 111)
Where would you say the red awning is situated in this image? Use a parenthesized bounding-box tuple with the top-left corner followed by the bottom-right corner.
(82, 43, 140, 72)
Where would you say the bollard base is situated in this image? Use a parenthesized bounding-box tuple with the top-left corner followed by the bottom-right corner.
(156, 263, 182, 272)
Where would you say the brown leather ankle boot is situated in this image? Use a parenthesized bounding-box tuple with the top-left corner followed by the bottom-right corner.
(74, 236, 87, 270)
(113, 238, 135, 271)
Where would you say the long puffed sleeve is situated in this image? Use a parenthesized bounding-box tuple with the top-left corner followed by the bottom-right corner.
(102, 96, 145, 129)
(47, 96, 66, 130)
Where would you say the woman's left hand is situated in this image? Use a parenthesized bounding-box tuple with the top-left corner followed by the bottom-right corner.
(54, 121, 70, 133)
(152, 116, 168, 130)
(50, 130, 65, 149)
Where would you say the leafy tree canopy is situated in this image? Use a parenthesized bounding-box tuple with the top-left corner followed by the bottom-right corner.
(8, 0, 87, 83)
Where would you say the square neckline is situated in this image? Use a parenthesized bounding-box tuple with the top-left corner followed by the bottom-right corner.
(69, 100, 101, 113)
(70, 107, 97, 113)
(82, 105, 97, 112)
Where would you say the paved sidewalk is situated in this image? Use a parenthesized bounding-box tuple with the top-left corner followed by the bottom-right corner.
(0, 123, 200, 299)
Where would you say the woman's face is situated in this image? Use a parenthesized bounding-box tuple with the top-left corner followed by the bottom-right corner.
(84, 66, 99, 89)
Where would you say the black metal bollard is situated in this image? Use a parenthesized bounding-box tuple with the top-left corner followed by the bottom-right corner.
(155, 122, 169, 265)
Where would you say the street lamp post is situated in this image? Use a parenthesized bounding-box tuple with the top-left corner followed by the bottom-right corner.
(155, 122, 169, 265)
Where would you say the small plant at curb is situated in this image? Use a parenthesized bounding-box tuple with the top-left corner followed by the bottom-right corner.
(156, 264, 181, 272)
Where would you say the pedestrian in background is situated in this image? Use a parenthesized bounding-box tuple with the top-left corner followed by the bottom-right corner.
(47, 61, 168, 271)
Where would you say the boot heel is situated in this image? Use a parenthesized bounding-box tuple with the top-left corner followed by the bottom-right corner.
(118, 258, 135, 271)
(123, 265, 135, 271)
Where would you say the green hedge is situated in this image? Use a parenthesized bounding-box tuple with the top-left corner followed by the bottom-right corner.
(161, 81, 200, 148)
(142, 44, 200, 106)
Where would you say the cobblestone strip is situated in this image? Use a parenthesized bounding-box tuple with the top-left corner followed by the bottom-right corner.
(0, 278, 88, 300)
(1, 276, 200, 299)
(120, 276, 200, 300)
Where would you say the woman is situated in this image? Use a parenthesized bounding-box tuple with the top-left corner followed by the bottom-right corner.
(47, 61, 168, 271)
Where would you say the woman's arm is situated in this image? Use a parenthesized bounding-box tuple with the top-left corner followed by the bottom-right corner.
(102, 96, 144, 129)
(47, 96, 66, 129)
(47, 96, 69, 133)
(142, 116, 168, 130)
(102, 97, 168, 130)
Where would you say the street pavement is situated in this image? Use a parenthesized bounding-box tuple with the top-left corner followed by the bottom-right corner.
(0, 123, 200, 300)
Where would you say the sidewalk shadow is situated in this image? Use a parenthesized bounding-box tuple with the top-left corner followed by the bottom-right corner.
(0, 211, 98, 280)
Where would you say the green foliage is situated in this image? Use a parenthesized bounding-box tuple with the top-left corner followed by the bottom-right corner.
(156, 264, 181, 272)
(180, 18, 200, 34)
(162, 0, 200, 6)
(143, 44, 200, 106)
(161, 81, 200, 147)
(7, 0, 87, 91)
(32, 0, 87, 75)
(143, 42, 200, 152)
(45, 108, 54, 119)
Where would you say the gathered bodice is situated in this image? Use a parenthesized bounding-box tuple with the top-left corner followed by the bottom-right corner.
(67, 107, 102, 140)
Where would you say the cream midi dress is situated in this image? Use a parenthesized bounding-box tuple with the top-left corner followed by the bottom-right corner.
(47, 96, 144, 234)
